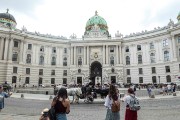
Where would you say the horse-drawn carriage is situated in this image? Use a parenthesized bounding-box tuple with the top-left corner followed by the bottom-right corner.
(2, 83, 12, 92)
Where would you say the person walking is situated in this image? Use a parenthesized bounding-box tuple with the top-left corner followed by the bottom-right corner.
(123, 88, 139, 120)
(0, 85, 12, 112)
(51, 87, 70, 120)
(104, 84, 119, 120)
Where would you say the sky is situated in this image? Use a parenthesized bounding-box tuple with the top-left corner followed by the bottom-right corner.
(0, 0, 180, 38)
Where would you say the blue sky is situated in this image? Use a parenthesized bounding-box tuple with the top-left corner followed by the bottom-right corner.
(0, 0, 180, 38)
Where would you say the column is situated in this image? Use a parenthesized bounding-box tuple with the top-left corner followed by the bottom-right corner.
(23, 42, 26, 63)
(0, 37, 4, 60)
(158, 40, 162, 61)
(103, 45, 105, 64)
(74, 46, 76, 65)
(8, 38, 13, 61)
(4, 37, 9, 60)
(119, 44, 122, 64)
(59, 47, 63, 66)
(83, 46, 86, 65)
(87, 46, 89, 65)
(171, 36, 177, 61)
(19, 41, 24, 63)
(106, 45, 108, 64)
(116, 45, 119, 64)
(71, 46, 73, 65)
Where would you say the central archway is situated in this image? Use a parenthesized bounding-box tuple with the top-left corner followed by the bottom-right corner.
(90, 61, 102, 85)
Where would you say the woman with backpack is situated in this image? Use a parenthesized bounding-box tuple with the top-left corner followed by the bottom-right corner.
(123, 88, 140, 120)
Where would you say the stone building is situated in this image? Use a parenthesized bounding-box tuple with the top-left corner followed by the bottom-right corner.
(0, 10, 180, 86)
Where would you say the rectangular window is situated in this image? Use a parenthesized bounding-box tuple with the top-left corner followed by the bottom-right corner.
(150, 42, 154, 49)
(127, 77, 131, 83)
(63, 78, 67, 84)
(178, 36, 180, 43)
(51, 70, 55, 75)
(25, 77, 30, 84)
(137, 45, 141, 51)
(110, 47, 114, 52)
(151, 67, 156, 74)
(38, 77, 43, 85)
(179, 64, 180, 71)
(26, 68, 30, 74)
(28, 44, 32, 50)
(14, 41, 18, 47)
(163, 39, 168, 47)
(63, 70, 67, 76)
(64, 48, 67, 54)
(152, 76, 157, 83)
(179, 48, 180, 57)
(78, 47, 82, 54)
(165, 66, 170, 72)
(39, 69, 43, 75)
(51, 78, 55, 84)
(126, 69, 130, 75)
(139, 68, 143, 74)
(139, 77, 143, 83)
(13, 67, 18, 73)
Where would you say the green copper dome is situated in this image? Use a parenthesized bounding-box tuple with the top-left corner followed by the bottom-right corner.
(177, 11, 180, 22)
(85, 11, 108, 31)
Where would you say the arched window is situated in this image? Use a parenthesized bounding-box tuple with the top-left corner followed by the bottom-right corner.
(126, 56, 130, 65)
(26, 54, 31, 63)
(51, 57, 56, 65)
(138, 55, 142, 64)
(39, 55, 44, 65)
(12, 52, 18, 61)
(150, 53, 155, 63)
(78, 57, 82, 65)
(110, 56, 114, 65)
(63, 57, 67, 66)
(164, 51, 169, 61)
(166, 75, 171, 83)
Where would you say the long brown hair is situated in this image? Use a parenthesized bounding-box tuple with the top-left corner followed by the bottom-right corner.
(108, 84, 116, 98)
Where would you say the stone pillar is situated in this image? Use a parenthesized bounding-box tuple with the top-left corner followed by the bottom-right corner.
(71, 46, 73, 65)
(116, 45, 119, 64)
(171, 36, 177, 61)
(0, 37, 4, 60)
(74, 46, 76, 65)
(8, 38, 13, 61)
(103, 45, 105, 64)
(83, 46, 86, 65)
(87, 46, 89, 65)
(32, 44, 36, 64)
(106, 45, 108, 64)
(4, 37, 9, 60)
(158, 40, 163, 62)
(23, 42, 26, 63)
(119, 44, 122, 64)
(59, 47, 63, 66)
(19, 41, 24, 63)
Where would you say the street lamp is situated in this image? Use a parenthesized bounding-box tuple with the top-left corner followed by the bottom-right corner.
(158, 76, 160, 84)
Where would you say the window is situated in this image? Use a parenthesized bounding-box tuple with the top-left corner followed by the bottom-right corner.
(178, 36, 180, 43)
(126, 56, 130, 65)
(179, 64, 180, 71)
(179, 48, 180, 57)
(150, 53, 155, 63)
(39, 69, 43, 75)
(52, 47, 56, 53)
(150, 42, 154, 49)
(152, 76, 157, 83)
(125, 46, 129, 52)
(40, 46, 44, 52)
(14, 41, 18, 47)
(63, 78, 67, 84)
(110, 47, 114, 52)
(165, 66, 170, 72)
(51, 78, 55, 84)
(26, 68, 30, 74)
(51, 70, 55, 75)
(163, 39, 168, 47)
(38, 77, 43, 85)
(137, 45, 141, 51)
(28, 44, 32, 50)
(26, 54, 31, 64)
(139, 68, 143, 74)
(25, 77, 30, 84)
(166, 75, 171, 82)
(39, 55, 44, 65)
(127, 77, 131, 83)
(63, 70, 67, 76)
(151, 67, 156, 74)
(138, 55, 142, 64)
(64, 48, 67, 54)
(126, 69, 130, 75)
(12, 76, 17, 83)
(139, 77, 143, 83)
(63, 57, 67, 66)
(164, 51, 169, 61)
(51, 57, 56, 65)
(12, 53, 18, 61)
(78, 57, 82, 65)
(78, 47, 82, 54)
(13, 67, 18, 73)
(110, 56, 114, 65)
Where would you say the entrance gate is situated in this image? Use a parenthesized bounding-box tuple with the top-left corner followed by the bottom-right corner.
(90, 61, 102, 85)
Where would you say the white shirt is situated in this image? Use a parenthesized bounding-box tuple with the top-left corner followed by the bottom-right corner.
(104, 95, 113, 109)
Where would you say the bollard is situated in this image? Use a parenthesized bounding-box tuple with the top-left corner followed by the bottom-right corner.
(49, 95, 53, 100)
(21, 94, 24, 98)
(173, 92, 176, 96)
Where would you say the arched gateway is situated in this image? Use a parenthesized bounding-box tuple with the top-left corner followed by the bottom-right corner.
(90, 61, 102, 85)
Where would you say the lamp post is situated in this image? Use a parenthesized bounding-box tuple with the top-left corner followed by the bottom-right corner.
(158, 76, 160, 84)
(19, 75, 21, 88)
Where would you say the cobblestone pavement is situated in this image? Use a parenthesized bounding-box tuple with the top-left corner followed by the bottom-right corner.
(1, 96, 180, 120)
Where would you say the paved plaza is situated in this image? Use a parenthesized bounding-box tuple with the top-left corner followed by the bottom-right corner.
(0, 90, 180, 120)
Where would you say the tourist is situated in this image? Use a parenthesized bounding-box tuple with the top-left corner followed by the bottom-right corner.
(111, 94, 120, 120)
(104, 84, 118, 120)
(0, 85, 12, 112)
(123, 88, 138, 120)
(51, 87, 70, 120)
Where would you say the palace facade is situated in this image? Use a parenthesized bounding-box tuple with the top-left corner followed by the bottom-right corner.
(0, 10, 180, 86)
